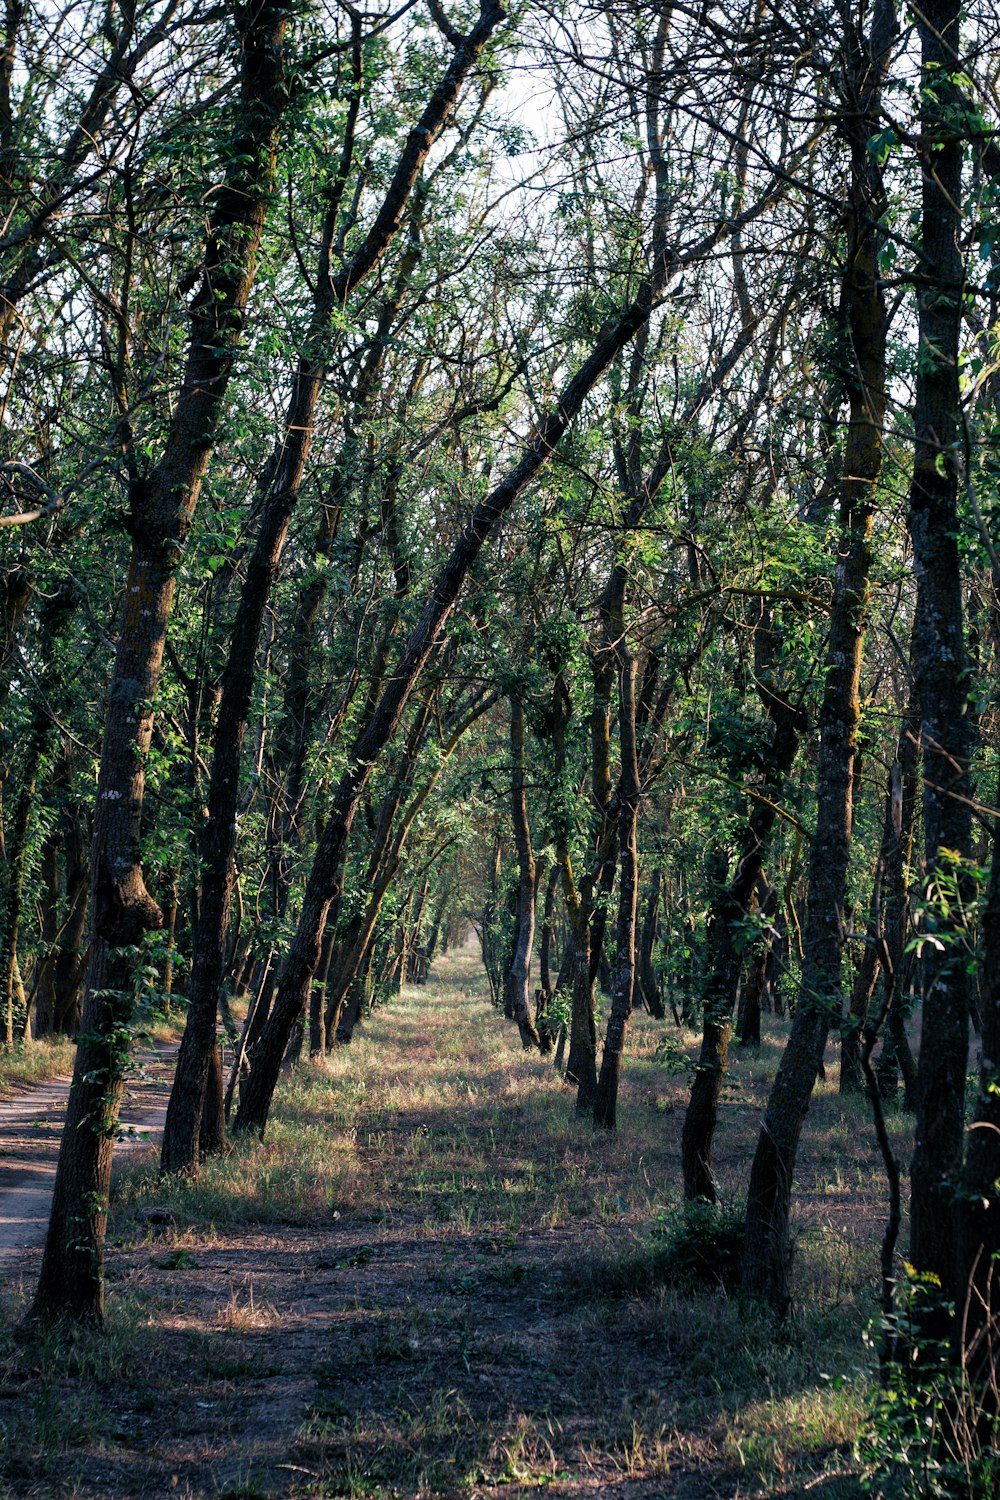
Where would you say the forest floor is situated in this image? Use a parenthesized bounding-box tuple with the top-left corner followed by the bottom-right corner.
(0, 946, 911, 1500)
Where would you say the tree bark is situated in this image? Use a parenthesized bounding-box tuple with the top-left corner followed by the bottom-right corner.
(742, 0, 893, 1307)
(502, 695, 541, 1048)
(27, 0, 292, 1324)
(905, 0, 973, 1307)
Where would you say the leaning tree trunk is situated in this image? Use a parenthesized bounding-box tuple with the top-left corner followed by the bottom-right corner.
(27, 0, 291, 1326)
(682, 680, 803, 1202)
(159, 0, 506, 1177)
(742, 0, 892, 1307)
(232, 257, 671, 1139)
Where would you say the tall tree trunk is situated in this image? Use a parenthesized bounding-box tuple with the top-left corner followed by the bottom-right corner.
(905, 0, 973, 1307)
(503, 695, 540, 1048)
(593, 636, 640, 1130)
(160, 0, 506, 1176)
(27, 1, 292, 1325)
(742, 0, 893, 1307)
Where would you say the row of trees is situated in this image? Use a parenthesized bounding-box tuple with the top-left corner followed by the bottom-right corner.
(1, 0, 998, 1413)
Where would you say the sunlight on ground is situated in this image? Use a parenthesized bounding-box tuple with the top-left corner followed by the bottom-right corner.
(0, 943, 907, 1498)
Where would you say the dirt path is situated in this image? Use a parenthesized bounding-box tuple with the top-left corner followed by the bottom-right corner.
(0, 952, 879, 1498)
(0, 1045, 176, 1271)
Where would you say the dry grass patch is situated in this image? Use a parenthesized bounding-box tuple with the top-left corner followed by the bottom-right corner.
(0, 1035, 76, 1095)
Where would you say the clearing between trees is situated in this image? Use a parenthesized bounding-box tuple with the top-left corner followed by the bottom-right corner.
(1, 946, 899, 1499)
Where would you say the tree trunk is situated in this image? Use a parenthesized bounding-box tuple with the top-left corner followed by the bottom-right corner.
(232, 259, 668, 1138)
(502, 695, 540, 1048)
(593, 637, 640, 1130)
(683, 609, 804, 1201)
(27, 2, 292, 1322)
(742, 1, 892, 1307)
(905, 0, 972, 1307)
(309, 917, 337, 1058)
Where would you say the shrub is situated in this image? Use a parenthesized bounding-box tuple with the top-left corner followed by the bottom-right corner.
(651, 1199, 745, 1294)
(856, 1270, 1000, 1499)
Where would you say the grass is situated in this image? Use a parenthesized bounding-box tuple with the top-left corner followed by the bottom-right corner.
(0, 1005, 185, 1098)
(0, 942, 912, 1498)
(0, 1034, 77, 1095)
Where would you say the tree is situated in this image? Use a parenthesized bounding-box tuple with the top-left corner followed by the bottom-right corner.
(27, 0, 295, 1326)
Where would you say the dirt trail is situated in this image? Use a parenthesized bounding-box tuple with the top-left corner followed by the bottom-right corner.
(0, 952, 878, 1498)
(0, 1045, 176, 1270)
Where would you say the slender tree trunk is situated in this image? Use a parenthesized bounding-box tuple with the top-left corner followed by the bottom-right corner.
(309, 917, 336, 1057)
(593, 638, 640, 1130)
(27, 2, 292, 1323)
(636, 870, 665, 1018)
(160, 0, 507, 1177)
(502, 695, 540, 1048)
(905, 0, 972, 1307)
(742, 2, 893, 1306)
